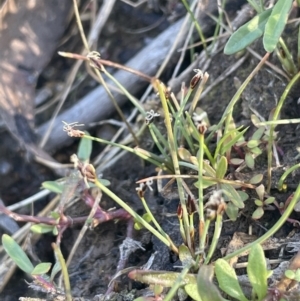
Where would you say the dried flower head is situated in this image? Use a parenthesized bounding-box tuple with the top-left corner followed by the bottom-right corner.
(192, 112, 208, 134)
(190, 69, 203, 89)
(87, 51, 104, 72)
(136, 183, 147, 198)
(145, 110, 160, 124)
(71, 154, 97, 183)
(204, 190, 226, 220)
(62, 121, 85, 137)
(136, 179, 153, 198)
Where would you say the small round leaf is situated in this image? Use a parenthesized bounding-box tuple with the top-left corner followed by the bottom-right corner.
(252, 207, 264, 219)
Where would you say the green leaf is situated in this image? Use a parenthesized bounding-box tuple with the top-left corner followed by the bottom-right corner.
(256, 184, 265, 201)
(77, 132, 92, 162)
(230, 158, 244, 165)
(254, 199, 264, 206)
(51, 261, 62, 281)
(245, 153, 255, 169)
(251, 127, 265, 140)
(134, 222, 143, 230)
(224, 8, 272, 55)
(250, 174, 263, 184)
(195, 178, 217, 189)
(53, 227, 58, 235)
(222, 183, 244, 209)
(250, 147, 262, 155)
(98, 178, 111, 187)
(225, 202, 239, 221)
(247, 244, 268, 300)
(2, 234, 34, 274)
(134, 213, 152, 230)
(251, 114, 261, 127)
(218, 128, 248, 157)
(263, 0, 293, 52)
(247, 140, 260, 149)
(215, 259, 249, 301)
(252, 207, 264, 219)
(153, 284, 164, 296)
(42, 181, 64, 194)
(185, 283, 202, 301)
(50, 211, 60, 219)
(294, 269, 300, 282)
(178, 147, 192, 162)
(216, 156, 228, 179)
(203, 161, 216, 177)
(237, 191, 249, 202)
(179, 245, 194, 267)
(197, 265, 225, 301)
(31, 224, 55, 234)
(142, 213, 152, 223)
(31, 262, 52, 275)
(264, 197, 275, 205)
(284, 269, 295, 280)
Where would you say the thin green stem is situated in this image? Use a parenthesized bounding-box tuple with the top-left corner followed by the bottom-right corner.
(181, 0, 208, 55)
(156, 80, 191, 249)
(267, 72, 300, 193)
(198, 132, 205, 245)
(163, 264, 193, 301)
(148, 125, 168, 158)
(199, 219, 210, 259)
(102, 68, 146, 115)
(95, 179, 178, 253)
(277, 38, 297, 76)
(205, 213, 222, 264)
(246, 0, 261, 12)
(140, 196, 172, 243)
(278, 163, 300, 191)
(52, 243, 72, 301)
(73, 0, 89, 51)
(206, 53, 270, 143)
(83, 134, 172, 171)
